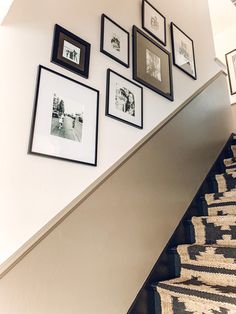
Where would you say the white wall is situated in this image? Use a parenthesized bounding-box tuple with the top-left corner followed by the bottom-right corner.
(0, 0, 219, 265)
(208, 0, 236, 129)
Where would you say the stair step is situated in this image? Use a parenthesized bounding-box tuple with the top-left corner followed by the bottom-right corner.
(155, 276, 236, 313)
(231, 145, 236, 158)
(177, 244, 236, 268)
(214, 173, 236, 193)
(202, 190, 236, 216)
(223, 157, 236, 168)
(191, 215, 236, 245)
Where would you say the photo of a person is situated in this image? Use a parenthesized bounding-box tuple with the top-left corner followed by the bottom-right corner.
(115, 84, 136, 117)
(62, 40, 81, 65)
(146, 48, 161, 82)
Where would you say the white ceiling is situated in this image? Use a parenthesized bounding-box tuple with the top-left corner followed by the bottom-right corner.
(208, 0, 236, 35)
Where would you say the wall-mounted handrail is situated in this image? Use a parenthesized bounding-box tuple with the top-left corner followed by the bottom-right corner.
(0, 70, 227, 280)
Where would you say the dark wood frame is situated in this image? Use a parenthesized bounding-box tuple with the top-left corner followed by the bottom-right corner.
(142, 0, 166, 46)
(225, 48, 236, 95)
(106, 69, 143, 129)
(51, 24, 91, 78)
(170, 22, 197, 80)
(28, 65, 99, 166)
(100, 14, 130, 68)
(132, 26, 174, 101)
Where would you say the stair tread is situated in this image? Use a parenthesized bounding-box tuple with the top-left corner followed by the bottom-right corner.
(156, 276, 236, 303)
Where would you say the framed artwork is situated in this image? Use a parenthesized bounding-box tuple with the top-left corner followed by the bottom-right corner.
(171, 22, 197, 80)
(142, 0, 166, 46)
(132, 26, 173, 101)
(28, 65, 99, 166)
(225, 49, 236, 95)
(100, 14, 130, 68)
(51, 24, 91, 78)
(106, 69, 143, 129)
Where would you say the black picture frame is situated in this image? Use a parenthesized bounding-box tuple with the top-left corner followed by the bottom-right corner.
(100, 14, 130, 68)
(170, 22, 197, 80)
(51, 24, 91, 78)
(225, 49, 236, 95)
(28, 65, 99, 166)
(106, 69, 143, 129)
(142, 0, 166, 46)
(132, 26, 174, 101)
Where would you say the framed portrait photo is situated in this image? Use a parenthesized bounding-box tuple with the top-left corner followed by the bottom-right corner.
(171, 22, 197, 80)
(106, 69, 143, 129)
(100, 14, 130, 68)
(51, 24, 91, 78)
(132, 26, 173, 101)
(29, 66, 99, 166)
(142, 0, 166, 46)
(225, 49, 236, 95)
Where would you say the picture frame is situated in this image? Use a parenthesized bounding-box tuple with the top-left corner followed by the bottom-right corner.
(142, 0, 166, 46)
(132, 26, 173, 101)
(225, 48, 236, 95)
(106, 69, 143, 129)
(100, 14, 130, 68)
(170, 22, 197, 80)
(28, 65, 99, 166)
(51, 24, 91, 78)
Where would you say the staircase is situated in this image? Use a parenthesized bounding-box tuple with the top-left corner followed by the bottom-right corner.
(153, 136, 236, 313)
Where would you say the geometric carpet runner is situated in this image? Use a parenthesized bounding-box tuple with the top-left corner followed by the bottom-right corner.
(154, 144, 236, 313)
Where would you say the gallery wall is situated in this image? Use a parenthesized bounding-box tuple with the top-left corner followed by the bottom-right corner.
(0, 0, 220, 265)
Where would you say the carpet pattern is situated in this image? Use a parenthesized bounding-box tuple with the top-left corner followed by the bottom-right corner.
(154, 144, 236, 313)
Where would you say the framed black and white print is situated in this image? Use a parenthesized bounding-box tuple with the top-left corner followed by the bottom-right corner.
(132, 26, 173, 101)
(100, 14, 130, 68)
(51, 24, 91, 78)
(142, 0, 166, 46)
(225, 49, 236, 95)
(28, 66, 99, 166)
(171, 22, 197, 80)
(106, 69, 143, 129)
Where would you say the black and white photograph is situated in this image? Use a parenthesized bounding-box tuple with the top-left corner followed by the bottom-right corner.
(171, 22, 197, 80)
(106, 69, 143, 128)
(28, 66, 99, 166)
(142, 0, 166, 46)
(146, 48, 161, 81)
(51, 93, 84, 142)
(62, 41, 81, 65)
(51, 24, 91, 78)
(132, 26, 173, 101)
(100, 14, 130, 68)
(225, 48, 236, 95)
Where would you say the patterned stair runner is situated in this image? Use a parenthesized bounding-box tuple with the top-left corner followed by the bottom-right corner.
(154, 144, 236, 313)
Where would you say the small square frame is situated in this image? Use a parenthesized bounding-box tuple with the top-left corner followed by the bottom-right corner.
(51, 24, 91, 78)
(171, 22, 197, 80)
(106, 69, 143, 129)
(142, 0, 166, 46)
(100, 14, 130, 68)
(132, 26, 173, 101)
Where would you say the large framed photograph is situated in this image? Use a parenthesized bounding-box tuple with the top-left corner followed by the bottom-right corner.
(132, 26, 173, 101)
(51, 24, 91, 78)
(225, 49, 236, 95)
(100, 14, 130, 68)
(171, 22, 197, 80)
(142, 0, 166, 46)
(28, 65, 99, 166)
(106, 69, 143, 129)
